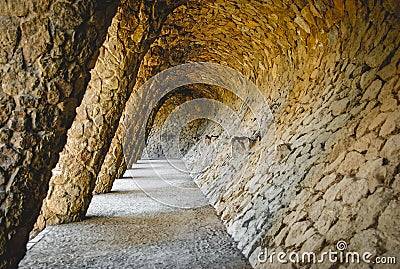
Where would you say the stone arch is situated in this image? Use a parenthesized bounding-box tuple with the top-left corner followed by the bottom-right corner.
(144, 85, 217, 146)
(157, 98, 243, 159)
(122, 62, 274, 168)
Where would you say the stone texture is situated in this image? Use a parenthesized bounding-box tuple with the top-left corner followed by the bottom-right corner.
(150, 1, 400, 268)
(0, 0, 399, 268)
(93, 128, 125, 194)
(0, 1, 118, 268)
(35, 0, 184, 233)
(377, 200, 400, 240)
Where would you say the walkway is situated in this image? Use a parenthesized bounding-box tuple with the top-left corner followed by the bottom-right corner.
(19, 159, 251, 268)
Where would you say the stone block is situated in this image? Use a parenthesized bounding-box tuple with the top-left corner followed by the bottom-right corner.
(337, 151, 366, 175)
(380, 111, 400, 137)
(331, 98, 349, 116)
(380, 134, 400, 162)
(326, 219, 355, 243)
(285, 221, 314, 248)
(361, 79, 382, 102)
(341, 178, 368, 204)
(354, 188, 393, 230)
(377, 200, 400, 240)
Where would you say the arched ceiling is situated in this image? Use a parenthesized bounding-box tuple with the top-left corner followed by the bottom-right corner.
(157, 0, 341, 75)
(130, 0, 377, 119)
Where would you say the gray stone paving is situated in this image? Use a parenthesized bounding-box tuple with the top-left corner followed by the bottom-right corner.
(19, 159, 251, 269)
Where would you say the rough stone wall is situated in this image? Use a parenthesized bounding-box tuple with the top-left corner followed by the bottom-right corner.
(177, 119, 210, 156)
(0, 1, 117, 267)
(173, 1, 400, 268)
(109, 0, 400, 268)
(35, 0, 184, 233)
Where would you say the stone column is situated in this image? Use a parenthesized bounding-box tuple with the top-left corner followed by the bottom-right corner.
(93, 128, 125, 194)
(35, 0, 183, 232)
(84, 10, 184, 196)
(116, 157, 127, 179)
(0, 1, 118, 268)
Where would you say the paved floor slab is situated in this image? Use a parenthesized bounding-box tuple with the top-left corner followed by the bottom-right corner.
(19, 159, 251, 268)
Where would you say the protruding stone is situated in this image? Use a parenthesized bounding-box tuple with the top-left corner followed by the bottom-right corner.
(331, 98, 349, 116)
(337, 151, 365, 175)
(361, 79, 382, 102)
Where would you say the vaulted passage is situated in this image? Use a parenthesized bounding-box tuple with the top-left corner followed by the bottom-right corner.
(0, 0, 399, 268)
